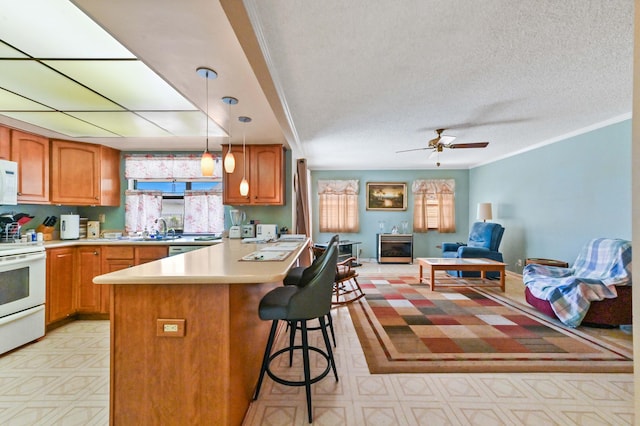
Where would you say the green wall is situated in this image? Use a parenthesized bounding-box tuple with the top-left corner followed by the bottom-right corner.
(310, 169, 470, 260)
(469, 119, 631, 272)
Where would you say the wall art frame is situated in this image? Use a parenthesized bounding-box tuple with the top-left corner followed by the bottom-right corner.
(366, 182, 407, 211)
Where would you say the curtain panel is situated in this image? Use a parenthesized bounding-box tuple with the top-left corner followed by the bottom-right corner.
(318, 179, 359, 233)
(124, 190, 163, 233)
(183, 190, 224, 234)
(412, 179, 456, 233)
(124, 154, 221, 180)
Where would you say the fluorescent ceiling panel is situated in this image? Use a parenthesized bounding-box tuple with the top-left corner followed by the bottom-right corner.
(1, 111, 118, 137)
(0, 61, 123, 111)
(45, 60, 196, 111)
(0, 89, 52, 111)
(67, 111, 172, 137)
(0, 0, 134, 58)
(0, 41, 27, 58)
(138, 111, 227, 137)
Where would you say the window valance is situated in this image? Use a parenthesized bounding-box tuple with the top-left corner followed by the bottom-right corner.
(124, 154, 221, 180)
(317, 179, 359, 195)
(412, 179, 455, 194)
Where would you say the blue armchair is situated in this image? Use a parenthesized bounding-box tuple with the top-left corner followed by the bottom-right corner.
(442, 222, 505, 278)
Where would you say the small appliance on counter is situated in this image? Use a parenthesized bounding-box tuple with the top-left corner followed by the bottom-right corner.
(60, 214, 80, 240)
(242, 223, 255, 238)
(87, 220, 100, 239)
(228, 209, 245, 239)
(256, 224, 278, 241)
(0, 159, 18, 205)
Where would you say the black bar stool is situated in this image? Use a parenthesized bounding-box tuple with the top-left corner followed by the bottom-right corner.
(254, 242, 339, 423)
(283, 234, 339, 348)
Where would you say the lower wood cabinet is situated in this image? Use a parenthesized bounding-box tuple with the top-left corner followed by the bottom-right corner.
(46, 247, 76, 325)
(77, 246, 103, 313)
(47, 244, 170, 325)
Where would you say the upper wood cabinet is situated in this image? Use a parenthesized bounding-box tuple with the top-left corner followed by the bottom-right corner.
(0, 126, 10, 160)
(50, 140, 121, 206)
(222, 144, 284, 205)
(11, 130, 50, 203)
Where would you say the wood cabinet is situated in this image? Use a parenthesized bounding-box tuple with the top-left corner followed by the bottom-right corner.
(50, 140, 121, 206)
(46, 247, 75, 325)
(222, 144, 284, 205)
(76, 246, 103, 313)
(135, 245, 168, 265)
(11, 129, 50, 203)
(0, 126, 10, 160)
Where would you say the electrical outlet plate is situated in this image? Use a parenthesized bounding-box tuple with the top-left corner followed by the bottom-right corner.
(156, 319, 186, 337)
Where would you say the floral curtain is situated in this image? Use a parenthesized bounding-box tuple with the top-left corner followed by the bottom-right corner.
(183, 190, 224, 233)
(124, 154, 221, 179)
(318, 179, 359, 233)
(412, 179, 456, 233)
(124, 190, 163, 233)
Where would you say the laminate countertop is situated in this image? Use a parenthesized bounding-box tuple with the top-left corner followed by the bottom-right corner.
(92, 238, 309, 285)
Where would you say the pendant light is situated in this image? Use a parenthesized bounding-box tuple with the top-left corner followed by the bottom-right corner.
(196, 67, 218, 176)
(238, 116, 251, 197)
(222, 96, 238, 173)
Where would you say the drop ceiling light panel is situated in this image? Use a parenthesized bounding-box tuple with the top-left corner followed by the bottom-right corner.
(0, 0, 225, 139)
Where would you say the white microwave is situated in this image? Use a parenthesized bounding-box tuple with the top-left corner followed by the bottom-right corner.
(0, 159, 18, 205)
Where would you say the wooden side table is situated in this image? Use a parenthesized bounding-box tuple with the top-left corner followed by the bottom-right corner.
(525, 258, 569, 268)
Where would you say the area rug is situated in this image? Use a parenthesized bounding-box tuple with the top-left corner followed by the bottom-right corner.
(348, 276, 633, 373)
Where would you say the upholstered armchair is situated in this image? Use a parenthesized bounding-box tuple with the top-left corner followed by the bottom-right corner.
(442, 222, 505, 278)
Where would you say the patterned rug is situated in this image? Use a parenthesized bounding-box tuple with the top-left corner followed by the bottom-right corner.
(348, 276, 633, 373)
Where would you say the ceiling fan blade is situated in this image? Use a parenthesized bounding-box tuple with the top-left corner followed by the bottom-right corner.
(396, 147, 430, 153)
(439, 135, 456, 145)
(449, 142, 489, 149)
(428, 149, 438, 159)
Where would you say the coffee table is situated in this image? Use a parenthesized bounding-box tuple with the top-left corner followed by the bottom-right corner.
(417, 257, 506, 292)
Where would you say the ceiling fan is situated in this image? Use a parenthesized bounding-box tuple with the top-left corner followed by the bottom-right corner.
(396, 129, 489, 166)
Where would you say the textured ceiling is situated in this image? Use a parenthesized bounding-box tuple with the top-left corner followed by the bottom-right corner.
(243, 0, 634, 169)
(0, 0, 633, 170)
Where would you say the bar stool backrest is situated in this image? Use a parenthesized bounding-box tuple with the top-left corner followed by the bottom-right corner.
(287, 242, 338, 320)
(299, 234, 338, 286)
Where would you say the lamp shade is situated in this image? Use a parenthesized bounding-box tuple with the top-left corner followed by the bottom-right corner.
(239, 177, 249, 196)
(201, 152, 215, 176)
(477, 202, 492, 222)
(223, 151, 235, 173)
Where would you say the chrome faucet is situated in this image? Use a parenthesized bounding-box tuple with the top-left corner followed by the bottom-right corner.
(155, 217, 168, 237)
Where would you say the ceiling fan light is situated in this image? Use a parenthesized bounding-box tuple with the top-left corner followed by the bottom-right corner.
(239, 178, 249, 196)
(223, 151, 235, 173)
(201, 151, 215, 176)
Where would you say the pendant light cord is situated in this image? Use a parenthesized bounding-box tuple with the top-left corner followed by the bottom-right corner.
(205, 74, 209, 153)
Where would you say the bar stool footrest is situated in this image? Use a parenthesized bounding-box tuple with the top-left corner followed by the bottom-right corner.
(266, 346, 331, 387)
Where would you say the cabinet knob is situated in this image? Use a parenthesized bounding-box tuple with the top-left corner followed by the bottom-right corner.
(95, 196, 99, 200)
(93, 251, 99, 255)
(128, 264, 133, 268)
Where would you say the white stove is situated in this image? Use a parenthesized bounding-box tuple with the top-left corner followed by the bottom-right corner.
(0, 242, 46, 355)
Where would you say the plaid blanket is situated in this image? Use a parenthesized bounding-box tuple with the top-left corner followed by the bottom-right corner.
(523, 238, 632, 327)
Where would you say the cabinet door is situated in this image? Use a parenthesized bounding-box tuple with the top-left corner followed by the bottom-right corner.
(222, 144, 250, 205)
(0, 126, 10, 160)
(50, 140, 101, 205)
(76, 246, 102, 313)
(250, 145, 284, 205)
(11, 130, 49, 203)
(135, 246, 168, 265)
(46, 247, 75, 324)
(99, 145, 121, 206)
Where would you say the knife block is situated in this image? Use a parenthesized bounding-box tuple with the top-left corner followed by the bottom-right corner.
(35, 224, 55, 241)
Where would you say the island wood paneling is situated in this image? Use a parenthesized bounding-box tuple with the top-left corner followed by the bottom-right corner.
(109, 281, 278, 425)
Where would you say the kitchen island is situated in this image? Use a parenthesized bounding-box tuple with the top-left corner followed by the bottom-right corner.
(93, 238, 309, 426)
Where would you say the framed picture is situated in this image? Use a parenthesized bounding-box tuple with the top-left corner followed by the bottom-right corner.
(366, 182, 407, 211)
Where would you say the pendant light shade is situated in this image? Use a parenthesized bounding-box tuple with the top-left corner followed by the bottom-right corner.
(223, 151, 235, 173)
(239, 178, 249, 196)
(201, 152, 215, 176)
(239, 115, 251, 197)
(197, 67, 218, 177)
(221, 96, 238, 174)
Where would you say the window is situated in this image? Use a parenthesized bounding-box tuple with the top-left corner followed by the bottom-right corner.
(124, 154, 223, 234)
(318, 179, 359, 233)
(412, 179, 456, 233)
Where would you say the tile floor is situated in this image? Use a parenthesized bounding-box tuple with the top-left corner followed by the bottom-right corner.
(0, 261, 634, 425)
